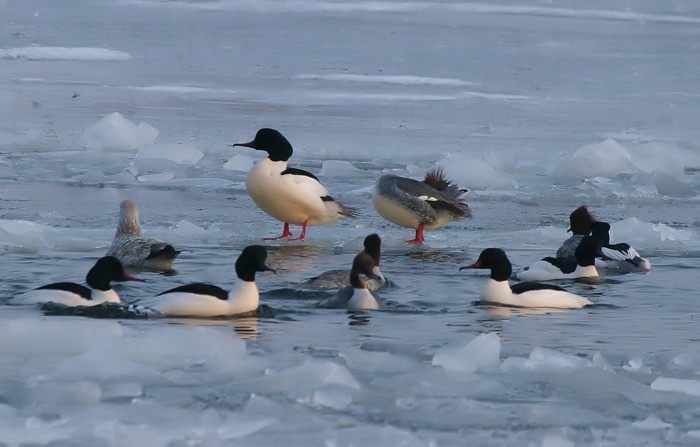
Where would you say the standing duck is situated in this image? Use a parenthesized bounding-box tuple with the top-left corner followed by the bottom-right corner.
(106, 200, 180, 271)
(326, 252, 384, 310)
(231, 128, 356, 241)
(140, 245, 275, 317)
(305, 233, 386, 290)
(13, 256, 141, 306)
(372, 168, 470, 244)
(461, 248, 592, 309)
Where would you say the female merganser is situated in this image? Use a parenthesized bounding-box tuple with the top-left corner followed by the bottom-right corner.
(556, 205, 594, 259)
(13, 256, 141, 306)
(232, 128, 356, 241)
(140, 245, 275, 317)
(592, 221, 652, 272)
(372, 168, 470, 244)
(305, 233, 386, 290)
(106, 200, 180, 271)
(326, 252, 384, 310)
(461, 248, 592, 309)
(516, 236, 601, 281)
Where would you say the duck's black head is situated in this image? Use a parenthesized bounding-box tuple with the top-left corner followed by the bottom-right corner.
(591, 221, 611, 246)
(232, 128, 293, 162)
(349, 252, 382, 288)
(86, 256, 141, 291)
(235, 245, 276, 282)
(460, 248, 512, 281)
(574, 235, 603, 267)
(363, 233, 382, 266)
(568, 205, 594, 235)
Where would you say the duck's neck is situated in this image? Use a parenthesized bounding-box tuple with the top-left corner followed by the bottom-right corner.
(575, 265, 598, 277)
(349, 272, 367, 289)
(91, 288, 120, 304)
(117, 213, 141, 236)
(228, 280, 259, 309)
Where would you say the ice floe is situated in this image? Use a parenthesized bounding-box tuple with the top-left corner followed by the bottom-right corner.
(0, 46, 131, 61)
(80, 112, 158, 151)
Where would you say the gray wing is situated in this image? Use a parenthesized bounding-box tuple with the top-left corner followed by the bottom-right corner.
(377, 175, 470, 224)
(326, 286, 354, 308)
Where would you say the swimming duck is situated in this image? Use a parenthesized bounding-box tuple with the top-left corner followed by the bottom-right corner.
(461, 248, 592, 309)
(556, 205, 594, 259)
(326, 252, 384, 310)
(592, 221, 652, 272)
(516, 235, 601, 281)
(372, 168, 470, 244)
(13, 256, 141, 306)
(140, 245, 275, 317)
(232, 128, 356, 241)
(106, 200, 180, 271)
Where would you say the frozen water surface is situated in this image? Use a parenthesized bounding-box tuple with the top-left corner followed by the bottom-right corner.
(2, 0, 700, 445)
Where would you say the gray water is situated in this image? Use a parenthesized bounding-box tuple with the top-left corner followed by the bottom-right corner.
(2, 1, 700, 445)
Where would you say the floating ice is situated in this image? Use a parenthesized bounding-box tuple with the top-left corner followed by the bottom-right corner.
(438, 153, 515, 188)
(608, 217, 694, 249)
(136, 142, 203, 166)
(631, 415, 673, 430)
(170, 219, 221, 244)
(80, 112, 159, 151)
(298, 73, 476, 87)
(0, 318, 122, 355)
(0, 46, 131, 61)
(320, 160, 363, 177)
(651, 377, 700, 397)
(0, 219, 51, 252)
(652, 172, 696, 198)
(541, 433, 575, 447)
(138, 171, 175, 183)
(311, 387, 353, 410)
(432, 332, 501, 373)
(630, 142, 700, 176)
(223, 153, 254, 172)
(554, 139, 637, 178)
(502, 347, 592, 371)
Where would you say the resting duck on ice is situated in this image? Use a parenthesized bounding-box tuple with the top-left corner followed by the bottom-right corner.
(13, 256, 141, 306)
(326, 252, 384, 310)
(305, 233, 386, 291)
(516, 235, 602, 281)
(461, 248, 592, 309)
(140, 245, 275, 317)
(106, 200, 180, 271)
(592, 221, 652, 272)
(372, 168, 471, 244)
(231, 128, 356, 241)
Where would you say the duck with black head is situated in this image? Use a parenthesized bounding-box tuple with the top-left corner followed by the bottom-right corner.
(231, 128, 356, 241)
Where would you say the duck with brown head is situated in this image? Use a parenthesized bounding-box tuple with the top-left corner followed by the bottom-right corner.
(556, 205, 595, 259)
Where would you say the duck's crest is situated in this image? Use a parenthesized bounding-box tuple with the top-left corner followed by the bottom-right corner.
(423, 168, 467, 199)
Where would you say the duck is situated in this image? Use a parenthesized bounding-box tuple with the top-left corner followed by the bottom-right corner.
(556, 205, 594, 259)
(372, 168, 470, 244)
(304, 233, 386, 290)
(592, 221, 652, 272)
(231, 128, 356, 241)
(139, 245, 275, 317)
(516, 235, 601, 281)
(326, 252, 384, 310)
(13, 256, 141, 306)
(106, 200, 180, 271)
(461, 248, 592, 309)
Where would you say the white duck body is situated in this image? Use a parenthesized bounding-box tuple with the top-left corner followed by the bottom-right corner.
(142, 281, 259, 317)
(247, 158, 344, 226)
(16, 288, 120, 307)
(348, 287, 381, 310)
(482, 278, 591, 309)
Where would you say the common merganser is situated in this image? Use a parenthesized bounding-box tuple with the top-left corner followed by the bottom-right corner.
(13, 256, 141, 306)
(305, 233, 386, 291)
(592, 221, 652, 272)
(326, 252, 384, 310)
(106, 200, 180, 271)
(231, 128, 356, 241)
(372, 168, 470, 244)
(461, 248, 592, 309)
(556, 205, 595, 259)
(140, 245, 275, 317)
(516, 236, 601, 281)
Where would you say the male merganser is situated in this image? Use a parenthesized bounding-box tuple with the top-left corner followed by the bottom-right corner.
(106, 200, 180, 271)
(305, 233, 386, 290)
(372, 168, 470, 244)
(13, 256, 141, 306)
(461, 249, 592, 309)
(556, 205, 594, 259)
(140, 245, 275, 317)
(592, 221, 652, 272)
(326, 252, 384, 310)
(231, 128, 356, 240)
(516, 236, 601, 281)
